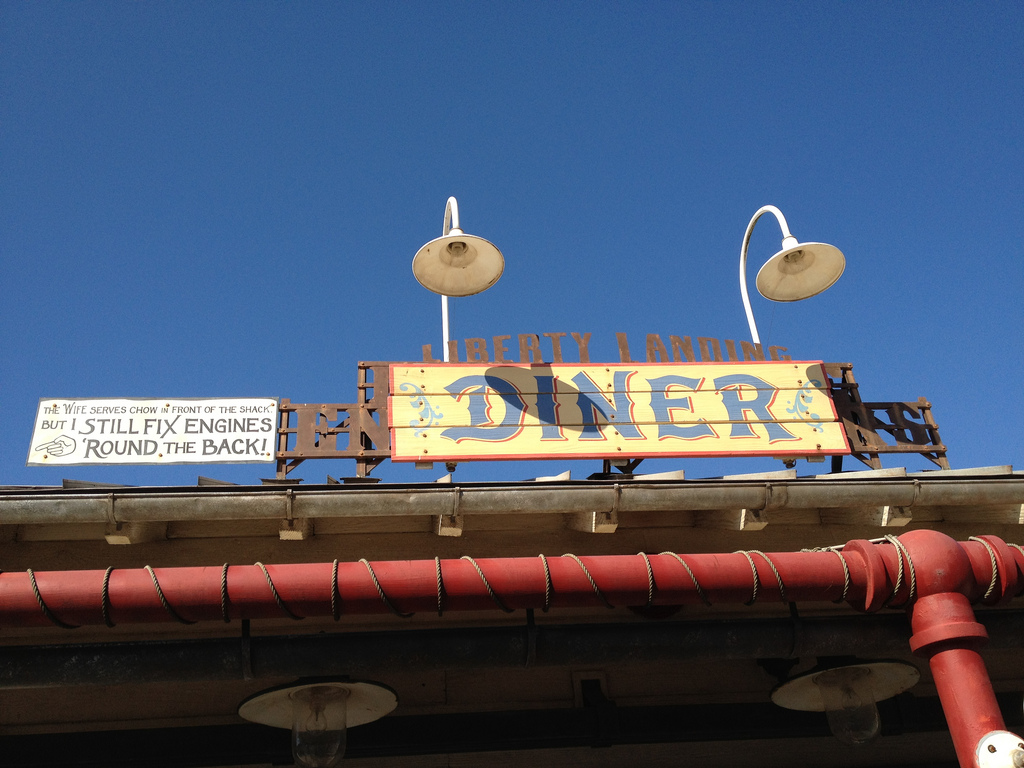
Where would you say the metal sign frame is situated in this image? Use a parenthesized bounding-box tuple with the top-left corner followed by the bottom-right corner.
(272, 362, 948, 479)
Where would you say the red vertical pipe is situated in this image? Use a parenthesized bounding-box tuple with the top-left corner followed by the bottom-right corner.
(901, 531, 1011, 768)
(910, 592, 1003, 768)
(930, 648, 1004, 766)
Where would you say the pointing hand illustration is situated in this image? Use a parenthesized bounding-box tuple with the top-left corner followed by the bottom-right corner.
(35, 435, 76, 456)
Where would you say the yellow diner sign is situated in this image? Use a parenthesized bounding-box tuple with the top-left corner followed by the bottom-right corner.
(388, 362, 849, 463)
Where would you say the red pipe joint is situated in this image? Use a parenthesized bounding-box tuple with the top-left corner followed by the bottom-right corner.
(892, 530, 992, 654)
(841, 530, 1024, 618)
(901, 529, 975, 595)
(963, 535, 1023, 605)
(875, 530, 1021, 767)
(909, 592, 987, 656)
(840, 538, 894, 613)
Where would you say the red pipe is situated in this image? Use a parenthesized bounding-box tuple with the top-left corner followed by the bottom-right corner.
(902, 532, 1021, 767)
(3, 547, 896, 627)
(3, 534, 1020, 627)
(3, 531, 1023, 767)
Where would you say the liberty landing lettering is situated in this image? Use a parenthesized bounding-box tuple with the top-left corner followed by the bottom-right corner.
(423, 331, 794, 365)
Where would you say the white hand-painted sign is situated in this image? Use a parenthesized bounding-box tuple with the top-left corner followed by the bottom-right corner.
(28, 398, 279, 466)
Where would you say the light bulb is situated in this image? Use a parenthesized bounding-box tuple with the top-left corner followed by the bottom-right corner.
(443, 240, 475, 267)
(813, 667, 881, 745)
(290, 685, 350, 768)
(780, 250, 810, 273)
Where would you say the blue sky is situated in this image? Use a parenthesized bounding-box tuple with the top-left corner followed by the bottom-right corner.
(2, 2, 1021, 487)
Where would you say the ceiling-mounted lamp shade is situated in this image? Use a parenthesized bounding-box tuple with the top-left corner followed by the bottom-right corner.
(238, 680, 397, 767)
(755, 237, 846, 302)
(771, 660, 919, 746)
(412, 229, 505, 297)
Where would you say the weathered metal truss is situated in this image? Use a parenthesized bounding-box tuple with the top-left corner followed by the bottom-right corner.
(274, 361, 948, 479)
(825, 363, 948, 471)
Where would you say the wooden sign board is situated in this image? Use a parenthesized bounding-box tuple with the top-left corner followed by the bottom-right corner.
(389, 362, 849, 463)
(28, 398, 278, 466)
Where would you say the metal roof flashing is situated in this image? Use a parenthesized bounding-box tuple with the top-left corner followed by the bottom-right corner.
(1, 468, 1022, 534)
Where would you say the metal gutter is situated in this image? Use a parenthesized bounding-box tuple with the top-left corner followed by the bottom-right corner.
(1, 475, 1022, 525)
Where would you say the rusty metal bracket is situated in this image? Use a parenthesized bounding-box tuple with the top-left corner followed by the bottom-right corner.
(275, 363, 393, 478)
(825, 363, 949, 470)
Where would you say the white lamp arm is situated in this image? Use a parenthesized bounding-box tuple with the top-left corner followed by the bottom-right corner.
(440, 197, 460, 361)
(443, 196, 461, 236)
(739, 205, 797, 345)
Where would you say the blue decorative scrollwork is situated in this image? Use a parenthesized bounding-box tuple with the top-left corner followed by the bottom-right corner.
(398, 382, 444, 437)
(785, 378, 825, 433)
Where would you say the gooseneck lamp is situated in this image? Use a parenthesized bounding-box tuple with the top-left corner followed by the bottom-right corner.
(238, 679, 397, 767)
(412, 197, 504, 362)
(739, 205, 846, 344)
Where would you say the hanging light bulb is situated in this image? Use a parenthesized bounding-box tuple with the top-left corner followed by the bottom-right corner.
(238, 679, 397, 766)
(812, 666, 881, 745)
(771, 659, 919, 746)
(291, 685, 350, 768)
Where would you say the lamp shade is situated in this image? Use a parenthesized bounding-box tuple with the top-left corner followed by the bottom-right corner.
(771, 661, 919, 713)
(239, 680, 397, 730)
(771, 660, 919, 744)
(412, 230, 504, 297)
(755, 241, 846, 302)
(239, 680, 396, 767)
